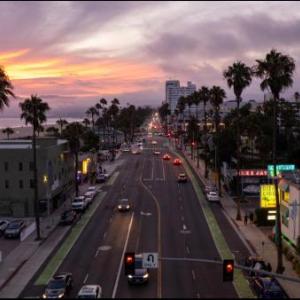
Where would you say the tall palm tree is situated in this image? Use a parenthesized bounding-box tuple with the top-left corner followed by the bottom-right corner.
(192, 91, 201, 167)
(224, 61, 252, 221)
(86, 107, 99, 132)
(254, 49, 295, 274)
(210, 86, 226, 197)
(2, 127, 14, 139)
(176, 96, 186, 148)
(199, 86, 211, 178)
(99, 98, 107, 145)
(62, 122, 85, 197)
(294, 91, 300, 102)
(0, 66, 15, 111)
(19, 95, 50, 241)
(56, 118, 68, 136)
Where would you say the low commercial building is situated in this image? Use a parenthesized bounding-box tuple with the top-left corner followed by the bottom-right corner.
(0, 138, 74, 217)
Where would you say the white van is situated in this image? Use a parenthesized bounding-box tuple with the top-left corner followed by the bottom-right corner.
(77, 285, 102, 298)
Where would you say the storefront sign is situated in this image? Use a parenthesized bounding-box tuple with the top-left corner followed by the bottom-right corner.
(267, 164, 295, 177)
(239, 169, 268, 176)
(260, 184, 276, 208)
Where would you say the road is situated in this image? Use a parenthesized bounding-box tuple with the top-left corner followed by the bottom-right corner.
(21, 136, 251, 298)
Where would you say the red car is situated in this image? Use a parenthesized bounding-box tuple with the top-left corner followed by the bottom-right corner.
(162, 154, 171, 160)
(173, 158, 181, 166)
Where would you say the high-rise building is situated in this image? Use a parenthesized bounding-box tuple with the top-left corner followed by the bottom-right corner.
(165, 80, 196, 114)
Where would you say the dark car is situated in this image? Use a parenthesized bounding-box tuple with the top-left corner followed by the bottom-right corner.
(59, 210, 77, 226)
(117, 199, 131, 212)
(127, 254, 149, 285)
(42, 273, 73, 298)
(177, 173, 187, 183)
(0, 220, 10, 235)
(96, 174, 106, 183)
(4, 220, 25, 239)
(245, 256, 270, 277)
(173, 158, 181, 166)
(250, 277, 287, 298)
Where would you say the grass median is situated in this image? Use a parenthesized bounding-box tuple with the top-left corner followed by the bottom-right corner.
(170, 147, 254, 298)
(35, 191, 107, 286)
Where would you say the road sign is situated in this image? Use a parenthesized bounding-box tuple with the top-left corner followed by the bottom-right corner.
(142, 252, 158, 268)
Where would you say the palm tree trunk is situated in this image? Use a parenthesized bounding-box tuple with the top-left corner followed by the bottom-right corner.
(236, 98, 242, 221)
(204, 102, 209, 178)
(273, 96, 284, 274)
(75, 151, 79, 197)
(32, 105, 41, 240)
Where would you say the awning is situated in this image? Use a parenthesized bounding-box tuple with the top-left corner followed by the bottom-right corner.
(278, 179, 289, 192)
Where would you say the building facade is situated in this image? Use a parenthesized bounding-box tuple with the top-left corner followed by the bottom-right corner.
(0, 138, 74, 217)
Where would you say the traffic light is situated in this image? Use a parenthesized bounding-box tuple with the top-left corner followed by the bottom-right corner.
(124, 252, 135, 275)
(223, 259, 234, 282)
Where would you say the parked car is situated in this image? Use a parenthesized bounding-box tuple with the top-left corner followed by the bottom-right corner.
(42, 273, 73, 298)
(204, 184, 217, 193)
(77, 285, 102, 298)
(177, 173, 187, 183)
(59, 210, 77, 226)
(127, 254, 149, 285)
(250, 277, 287, 298)
(96, 174, 106, 183)
(173, 158, 181, 166)
(117, 199, 131, 212)
(85, 191, 96, 201)
(122, 148, 130, 152)
(0, 220, 10, 235)
(206, 191, 220, 202)
(88, 186, 98, 193)
(4, 220, 25, 239)
(245, 256, 270, 277)
(72, 196, 87, 212)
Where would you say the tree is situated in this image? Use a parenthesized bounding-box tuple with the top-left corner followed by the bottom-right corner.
(86, 107, 99, 132)
(82, 118, 90, 129)
(62, 122, 85, 197)
(2, 127, 14, 139)
(0, 66, 15, 111)
(56, 118, 68, 136)
(19, 95, 50, 241)
(224, 61, 252, 221)
(45, 126, 59, 137)
(210, 86, 226, 196)
(254, 49, 295, 274)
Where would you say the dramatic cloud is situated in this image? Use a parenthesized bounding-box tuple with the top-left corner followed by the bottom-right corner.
(0, 1, 300, 117)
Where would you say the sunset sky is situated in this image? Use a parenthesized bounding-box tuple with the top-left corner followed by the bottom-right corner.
(1, 1, 300, 117)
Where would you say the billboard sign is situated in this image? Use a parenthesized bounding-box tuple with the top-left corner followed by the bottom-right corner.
(260, 184, 276, 208)
(267, 164, 295, 177)
(239, 169, 268, 177)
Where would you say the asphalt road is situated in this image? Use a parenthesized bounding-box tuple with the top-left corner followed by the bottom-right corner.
(21, 136, 251, 298)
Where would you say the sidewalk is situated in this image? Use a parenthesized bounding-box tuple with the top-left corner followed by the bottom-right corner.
(179, 146, 300, 298)
(0, 152, 123, 298)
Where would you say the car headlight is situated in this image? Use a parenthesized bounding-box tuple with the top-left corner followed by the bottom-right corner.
(42, 294, 47, 299)
(126, 205, 130, 209)
(143, 273, 149, 279)
(58, 293, 64, 298)
(118, 205, 122, 209)
(128, 275, 133, 278)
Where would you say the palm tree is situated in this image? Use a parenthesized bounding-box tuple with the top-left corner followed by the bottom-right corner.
(294, 91, 300, 102)
(210, 86, 226, 197)
(254, 49, 295, 274)
(19, 95, 50, 241)
(82, 118, 90, 129)
(62, 122, 85, 197)
(199, 86, 211, 178)
(224, 61, 252, 221)
(46, 126, 59, 137)
(86, 107, 99, 132)
(176, 96, 187, 148)
(2, 127, 14, 139)
(99, 98, 107, 145)
(0, 66, 15, 111)
(56, 118, 68, 136)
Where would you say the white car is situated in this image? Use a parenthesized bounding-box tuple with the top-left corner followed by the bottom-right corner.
(206, 191, 220, 202)
(88, 186, 98, 193)
(85, 190, 96, 200)
(72, 196, 87, 212)
(77, 285, 102, 298)
(151, 140, 157, 145)
(0, 220, 9, 233)
(122, 148, 130, 152)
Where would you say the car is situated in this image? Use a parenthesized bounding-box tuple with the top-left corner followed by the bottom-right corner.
(88, 186, 98, 193)
(131, 149, 141, 155)
(177, 173, 187, 183)
(153, 150, 161, 155)
(4, 220, 25, 239)
(117, 199, 131, 212)
(162, 154, 171, 160)
(77, 285, 102, 298)
(96, 174, 106, 183)
(72, 196, 87, 212)
(250, 277, 287, 299)
(59, 210, 77, 226)
(0, 220, 10, 234)
(204, 185, 217, 193)
(122, 148, 130, 152)
(173, 158, 181, 166)
(151, 140, 157, 145)
(206, 191, 220, 202)
(245, 256, 270, 277)
(85, 190, 96, 201)
(127, 254, 149, 285)
(42, 273, 73, 298)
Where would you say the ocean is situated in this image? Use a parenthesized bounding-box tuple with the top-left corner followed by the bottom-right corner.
(0, 117, 83, 129)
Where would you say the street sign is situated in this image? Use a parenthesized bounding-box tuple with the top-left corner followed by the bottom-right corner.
(267, 164, 295, 177)
(142, 252, 159, 268)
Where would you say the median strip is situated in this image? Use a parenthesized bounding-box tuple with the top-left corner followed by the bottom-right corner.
(34, 191, 107, 286)
(106, 171, 119, 186)
(170, 148, 254, 298)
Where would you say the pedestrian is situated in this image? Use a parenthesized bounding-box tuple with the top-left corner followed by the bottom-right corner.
(249, 211, 254, 223)
(244, 213, 248, 225)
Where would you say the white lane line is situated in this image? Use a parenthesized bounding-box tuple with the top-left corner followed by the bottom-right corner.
(103, 232, 107, 239)
(181, 216, 184, 221)
(192, 270, 196, 281)
(186, 245, 190, 254)
(180, 205, 183, 210)
(197, 292, 201, 298)
(83, 273, 89, 284)
(112, 213, 134, 298)
(94, 248, 100, 258)
(183, 224, 187, 231)
(162, 158, 166, 181)
(151, 157, 154, 181)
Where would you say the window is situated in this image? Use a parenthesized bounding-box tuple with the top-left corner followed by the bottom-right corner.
(29, 162, 34, 171)
(30, 179, 34, 189)
(19, 180, 23, 189)
(5, 180, 9, 189)
(19, 162, 23, 171)
(4, 162, 8, 171)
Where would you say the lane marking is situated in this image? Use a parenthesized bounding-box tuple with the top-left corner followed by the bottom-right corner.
(103, 232, 107, 239)
(183, 224, 187, 231)
(192, 270, 196, 281)
(186, 245, 190, 255)
(112, 213, 134, 298)
(162, 158, 166, 181)
(181, 216, 184, 221)
(151, 157, 154, 180)
(197, 292, 201, 298)
(94, 248, 100, 258)
(180, 205, 183, 210)
(83, 273, 89, 284)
